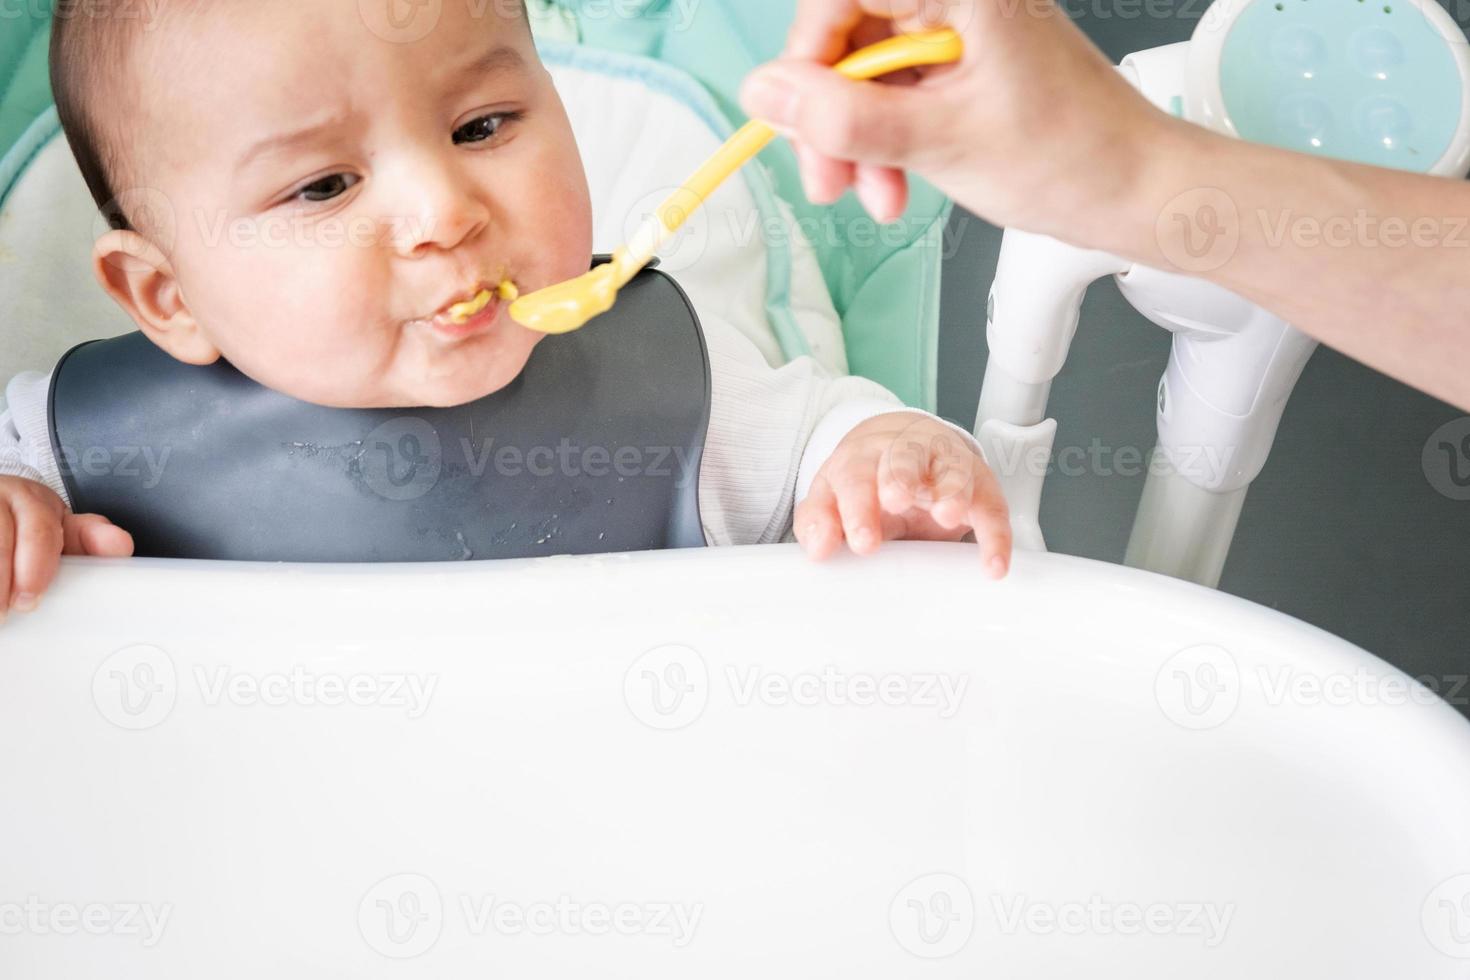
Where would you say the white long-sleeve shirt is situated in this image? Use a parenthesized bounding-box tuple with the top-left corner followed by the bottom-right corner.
(0, 311, 963, 548)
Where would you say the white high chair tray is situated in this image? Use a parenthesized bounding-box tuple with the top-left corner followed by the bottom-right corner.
(1, 542, 1466, 978)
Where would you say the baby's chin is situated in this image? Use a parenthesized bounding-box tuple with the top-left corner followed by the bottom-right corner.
(250, 333, 539, 409)
(388, 336, 540, 408)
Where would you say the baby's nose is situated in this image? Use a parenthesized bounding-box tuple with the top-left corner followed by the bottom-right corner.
(394, 159, 491, 256)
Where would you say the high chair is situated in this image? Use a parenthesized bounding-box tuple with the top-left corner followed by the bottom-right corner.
(6, 2, 1469, 581)
(976, 0, 1470, 586)
(3, 5, 1470, 979)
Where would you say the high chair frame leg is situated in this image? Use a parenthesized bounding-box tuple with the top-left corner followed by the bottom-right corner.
(1112, 265, 1321, 586)
(975, 234, 1318, 587)
(973, 228, 1129, 553)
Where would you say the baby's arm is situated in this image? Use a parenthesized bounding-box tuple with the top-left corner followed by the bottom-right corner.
(0, 374, 132, 618)
(697, 314, 1011, 576)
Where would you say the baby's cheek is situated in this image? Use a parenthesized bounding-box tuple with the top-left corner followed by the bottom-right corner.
(183, 233, 383, 371)
(545, 218, 594, 285)
(514, 142, 594, 285)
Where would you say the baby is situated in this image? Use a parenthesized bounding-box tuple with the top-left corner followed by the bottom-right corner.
(0, 0, 1012, 617)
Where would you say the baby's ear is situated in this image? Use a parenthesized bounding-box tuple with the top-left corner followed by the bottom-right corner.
(92, 230, 220, 366)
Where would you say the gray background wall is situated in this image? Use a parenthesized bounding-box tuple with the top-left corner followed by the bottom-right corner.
(934, 0, 1470, 716)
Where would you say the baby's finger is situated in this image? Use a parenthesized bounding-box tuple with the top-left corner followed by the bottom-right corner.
(878, 424, 974, 527)
(63, 514, 135, 558)
(830, 465, 885, 555)
(0, 504, 14, 619)
(795, 475, 844, 561)
(9, 493, 65, 613)
(879, 431, 928, 506)
(966, 464, 1013, 579)
(877, 468, 918, 514)
(930, 489, 971, 530)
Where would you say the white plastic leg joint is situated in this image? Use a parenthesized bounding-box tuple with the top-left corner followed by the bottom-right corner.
(977, 417, 1058, 553)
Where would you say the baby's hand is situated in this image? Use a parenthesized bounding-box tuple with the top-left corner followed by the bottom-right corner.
(0, 476, 133, 619)
(796, 413, 1012, 579)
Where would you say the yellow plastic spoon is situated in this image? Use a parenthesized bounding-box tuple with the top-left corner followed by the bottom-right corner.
(508, 27, 965, 335)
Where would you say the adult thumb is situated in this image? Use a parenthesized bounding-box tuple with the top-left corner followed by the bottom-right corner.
(739, 60, 935, 169)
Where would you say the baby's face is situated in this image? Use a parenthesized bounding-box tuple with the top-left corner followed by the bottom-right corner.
(104, 0, 592, 407)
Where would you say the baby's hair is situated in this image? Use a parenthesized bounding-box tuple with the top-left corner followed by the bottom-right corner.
(49, 0, 145, 232)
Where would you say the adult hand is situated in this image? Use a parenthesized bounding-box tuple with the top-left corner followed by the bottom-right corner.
(739, 0, 1172, 244)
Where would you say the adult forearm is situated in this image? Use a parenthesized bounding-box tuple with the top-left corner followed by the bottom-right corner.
(1107, 121, 1470, 410)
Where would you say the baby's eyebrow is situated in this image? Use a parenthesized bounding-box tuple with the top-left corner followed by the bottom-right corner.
(442, 43, 529, 95)
(235, 114, 352, 176)
(232, 46, 528, 177)
(432, 42, 532, 105)
(462, 44, 526, 78)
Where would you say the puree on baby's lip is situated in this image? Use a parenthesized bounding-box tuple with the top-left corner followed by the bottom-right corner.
(448, 281, 521, 324)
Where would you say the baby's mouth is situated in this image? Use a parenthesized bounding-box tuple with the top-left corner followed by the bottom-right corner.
(413, 279, 521, 340)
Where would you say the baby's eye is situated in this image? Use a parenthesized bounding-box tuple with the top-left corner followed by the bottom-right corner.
(452, 112, 518, 146)
(295, 173, 360, 203)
